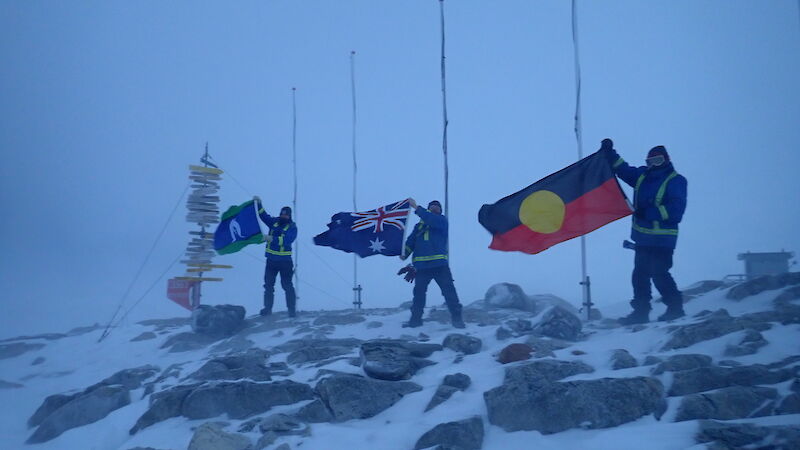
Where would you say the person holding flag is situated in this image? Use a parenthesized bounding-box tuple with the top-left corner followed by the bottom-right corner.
(600, 139, 688, 325)
(401, 199, 465, 329)
(255, 197, 298, 318)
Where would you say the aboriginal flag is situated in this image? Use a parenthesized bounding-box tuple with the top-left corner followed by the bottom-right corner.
(478, 150, 632, 254)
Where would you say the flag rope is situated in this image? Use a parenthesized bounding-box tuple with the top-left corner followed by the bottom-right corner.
(351, 50, 362, 309)
(98, 183, 190, 342)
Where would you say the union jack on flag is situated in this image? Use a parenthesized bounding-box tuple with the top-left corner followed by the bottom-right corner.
(314, 199, 413, 258)
(350, 200, 411, 233)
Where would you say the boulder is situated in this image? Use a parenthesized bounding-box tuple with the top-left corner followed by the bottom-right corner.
(668, 364, 794, 396)
(130, 332, 157, 342)
(161, 332, 221, 353)
(273, 337, 362, 354)
(181, 381, 314, 420)
(651, 354, 712, 375)
(495, 327, 512, 341)
(534, 306, 582, 341)
(723, 329, 768, 357)
(442, 334, 482, 355)
(610, 349, 638, 370)
(0, 341, 45, 360)
(674, 386, 778, 421)
(776, 392, 800, 415)
(503, 319, 533, 336)
(360, 340, 439, 381)
(191, 304, 246, 338)
(294, 399, 334, 423)
(259, 413, 309, 436)
(642, 356, 663, 366)
(187, 349, 271, 381)
(726, 272, 800, 300)
(483, 283, 536, 312)
(425, 373, 471, 412)
(187, 423, 251, 450)
(315, 373, 421, 422)
(28, 365, 158, 433)
(130, 380, 313, 434)
(485, 375, 665, 434)
(0, 380, 23, 389)
(524, 336, 572, 358)
(27, 385, 131, 443)
(89, 365, 160, 391)
(287, 346, 354, 366)
(502, 359, 595, 386)
(661, 309, 770, 351)
(497, 343, 533, 364)
(695, 420, 800, 449)
(414, 417, 484, 450)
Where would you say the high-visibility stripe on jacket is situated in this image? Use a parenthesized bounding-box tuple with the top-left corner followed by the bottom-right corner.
(612, 156, 687, 249)
(258, 208, 297, 261)
(404, 207, 449, 269)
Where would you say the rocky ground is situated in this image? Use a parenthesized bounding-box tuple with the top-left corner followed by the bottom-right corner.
(1, 273, 799, 450)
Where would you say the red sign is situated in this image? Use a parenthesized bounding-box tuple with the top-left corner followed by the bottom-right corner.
(167, 278, 200, 311)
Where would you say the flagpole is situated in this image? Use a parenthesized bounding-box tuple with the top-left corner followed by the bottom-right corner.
(350, 50, 363, 310)
(291, 87, 299, 302)
(439, 0, 450, 219)
(572, 0, 593, 320)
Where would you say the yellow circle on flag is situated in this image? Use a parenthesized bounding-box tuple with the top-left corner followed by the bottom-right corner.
(519, 190, 565, 234)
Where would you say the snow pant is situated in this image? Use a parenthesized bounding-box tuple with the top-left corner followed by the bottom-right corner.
(631, 246, 682, 311)
(411, 265, 463, 320)
(264, 259, 296, 315)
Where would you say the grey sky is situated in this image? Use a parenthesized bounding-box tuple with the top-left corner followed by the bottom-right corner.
(1, 1, 799, 339)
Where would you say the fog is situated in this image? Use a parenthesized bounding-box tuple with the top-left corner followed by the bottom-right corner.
(1, 0, 799, 339)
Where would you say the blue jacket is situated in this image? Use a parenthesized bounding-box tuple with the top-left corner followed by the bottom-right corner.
(258, 208, 297, 262)
(611, 153, 687, 249)
(404, 207, 449, 269)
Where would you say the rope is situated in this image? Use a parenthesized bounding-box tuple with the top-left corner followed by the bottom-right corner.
(439, 0, 450, 218)
(206, 155, 252, 197)
(98, 182, 190, 342)
(300, 280, 351, 306)
(350, 50, 360, 305)
(242, 248, 350, 306)
(571, 0, 592, 319)
(106, 251, 184, 336)
(300, 242, 352, 287)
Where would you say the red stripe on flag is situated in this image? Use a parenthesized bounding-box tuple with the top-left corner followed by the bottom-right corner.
(489, 178, 631, 254)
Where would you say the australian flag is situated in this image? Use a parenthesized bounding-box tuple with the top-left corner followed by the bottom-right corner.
(314, 199, 412, 258)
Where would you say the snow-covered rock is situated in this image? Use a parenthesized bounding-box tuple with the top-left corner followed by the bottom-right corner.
(414, 416, 484, 450)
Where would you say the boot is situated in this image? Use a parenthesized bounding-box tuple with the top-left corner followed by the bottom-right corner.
(259, 308, 271, 317)
(657, 305, 685, 321)
(403, 317, 423, 328)
(451, 309, 466, 329)
(618, 308, 649, 325)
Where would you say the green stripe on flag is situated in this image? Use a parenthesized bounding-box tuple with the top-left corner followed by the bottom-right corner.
(216, 233, 264, 255)
(220, 200, 255, 222)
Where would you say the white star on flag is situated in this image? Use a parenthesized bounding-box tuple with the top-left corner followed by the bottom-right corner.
(368, 237, 386, 253)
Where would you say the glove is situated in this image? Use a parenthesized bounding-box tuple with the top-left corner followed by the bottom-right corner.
(600, 139, 618, 163)
(397, 264, 416, 283)
(634, 208, 646, 219)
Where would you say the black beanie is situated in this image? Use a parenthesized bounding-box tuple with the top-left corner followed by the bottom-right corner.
(428, 200, 442, 209)
(647, 146, 670, 162)
(280, 206, 292, 217)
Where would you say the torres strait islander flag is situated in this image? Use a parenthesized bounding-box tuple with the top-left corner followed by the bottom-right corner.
(478, 150, 632, 254)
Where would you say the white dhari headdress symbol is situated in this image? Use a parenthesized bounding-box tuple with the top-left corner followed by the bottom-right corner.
(229, 219, 244, 242)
